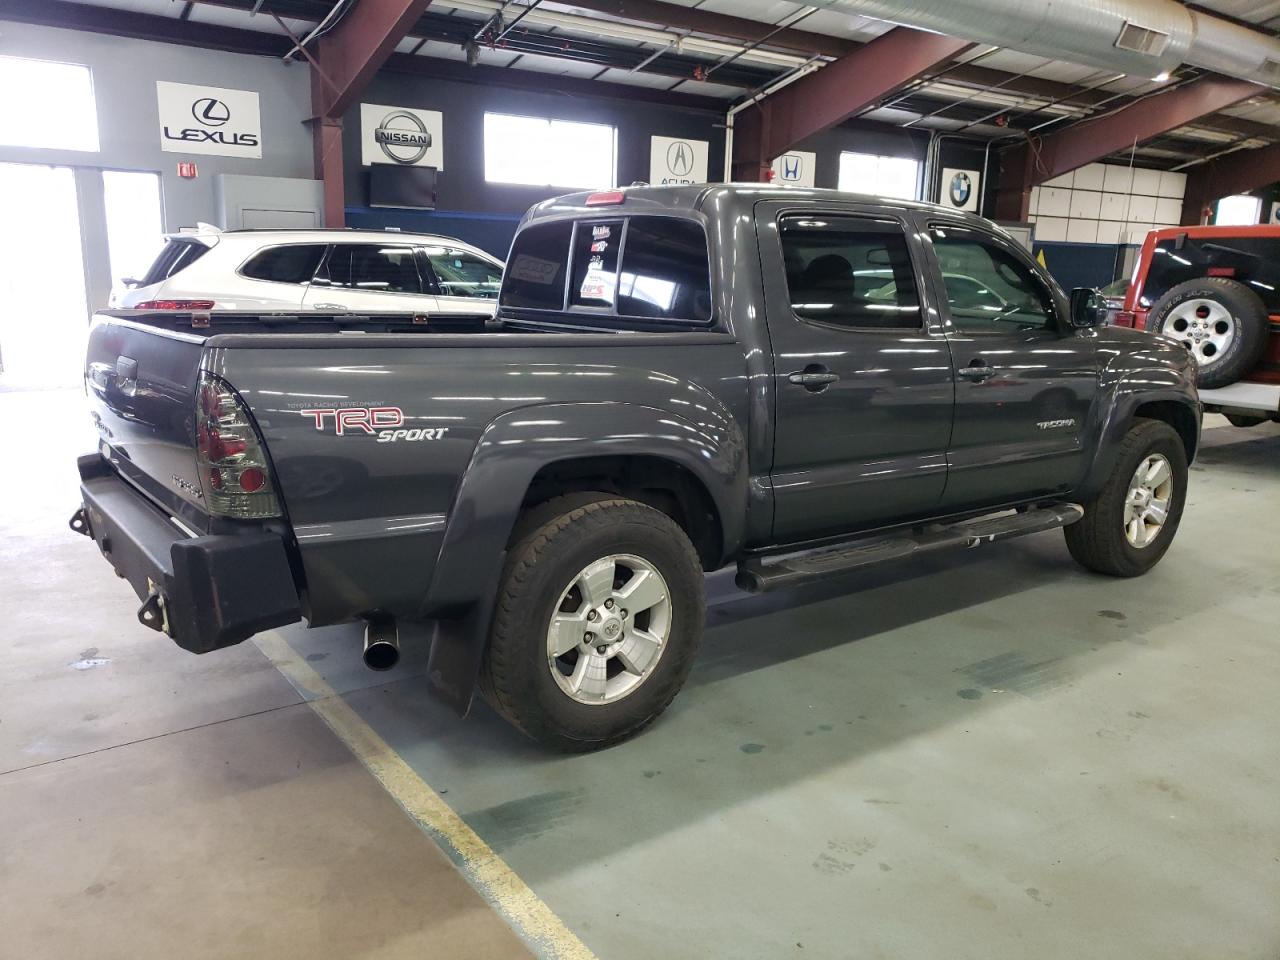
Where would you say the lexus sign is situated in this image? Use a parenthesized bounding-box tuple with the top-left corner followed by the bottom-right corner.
(157, 81, 261, 158)
(361, 104, 443, 169)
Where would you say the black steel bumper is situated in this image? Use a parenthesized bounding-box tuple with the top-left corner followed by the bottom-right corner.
(73, 454, 301, 654)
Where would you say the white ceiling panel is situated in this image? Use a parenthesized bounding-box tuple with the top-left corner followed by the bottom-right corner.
(594, 67, 688, 90)
(666, 76, 743, 99)
(185, 4, 317, 35)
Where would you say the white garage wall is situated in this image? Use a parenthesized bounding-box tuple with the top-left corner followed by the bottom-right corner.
(1028, 163, 1187, 245)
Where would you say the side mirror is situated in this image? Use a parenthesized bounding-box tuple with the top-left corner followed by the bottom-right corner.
(1069, 287, 1107, 329)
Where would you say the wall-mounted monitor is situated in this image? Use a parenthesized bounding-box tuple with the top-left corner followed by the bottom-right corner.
(369, 164, 437, 210)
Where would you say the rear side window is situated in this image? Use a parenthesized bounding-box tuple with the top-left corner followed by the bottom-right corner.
(317, 243, 423, 294)
(240, 245, 326, 285)
(422, 246, 502, 300)
(502, 215, 712, 325)
(780, 215, 921, 329)
(140, 238, 211, 286)
(504, 221, 573, 310)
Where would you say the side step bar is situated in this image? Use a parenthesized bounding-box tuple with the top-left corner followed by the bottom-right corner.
(736, 502, 1084, 593)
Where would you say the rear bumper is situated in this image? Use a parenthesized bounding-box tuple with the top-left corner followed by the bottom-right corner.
(75, 454, 301, 653)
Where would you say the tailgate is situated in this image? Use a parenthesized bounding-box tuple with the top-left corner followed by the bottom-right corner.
(85, 315, 208, 527)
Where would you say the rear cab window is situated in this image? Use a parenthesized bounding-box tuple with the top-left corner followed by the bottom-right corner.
(501, 215, 713, 327)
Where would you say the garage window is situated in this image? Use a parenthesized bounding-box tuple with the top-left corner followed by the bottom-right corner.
(483, 113, 617, 189)
(837, 152, 919, 201)
(0, 56, 98, 152)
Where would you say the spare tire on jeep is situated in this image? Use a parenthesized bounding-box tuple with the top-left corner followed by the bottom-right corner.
(1148, 277, 1269, 389)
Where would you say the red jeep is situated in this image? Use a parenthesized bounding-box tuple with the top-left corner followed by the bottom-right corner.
(1115, 224, 1280, 426)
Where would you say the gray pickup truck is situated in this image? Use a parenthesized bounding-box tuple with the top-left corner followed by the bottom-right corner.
(72, 184, 1199, 750)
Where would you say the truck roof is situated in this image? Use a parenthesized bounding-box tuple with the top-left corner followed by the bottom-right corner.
(526, 182, 995, 228)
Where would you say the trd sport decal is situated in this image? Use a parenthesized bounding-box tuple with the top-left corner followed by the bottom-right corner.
(300, 407, 450, 443)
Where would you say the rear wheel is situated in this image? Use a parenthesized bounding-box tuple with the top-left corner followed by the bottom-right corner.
(480, 494, 704, 751)
(1149, 278, 1268, 389)
(1065, 419, 1188, 577)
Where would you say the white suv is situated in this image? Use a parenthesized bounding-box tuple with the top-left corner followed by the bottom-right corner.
(112, 227, 504, 318)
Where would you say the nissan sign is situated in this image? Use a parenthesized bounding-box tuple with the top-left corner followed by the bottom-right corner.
(361, 104, 444, 169)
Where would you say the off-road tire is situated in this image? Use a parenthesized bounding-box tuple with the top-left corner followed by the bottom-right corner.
(1149, 278, 1269, 389)
(480, 494, 704, 751)
(1065, 418, 1188, 577)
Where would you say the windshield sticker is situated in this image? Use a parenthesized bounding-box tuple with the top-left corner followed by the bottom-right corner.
(590, 240, 608, 253)
(509, 253, 560, 284)
(592, 224, 611, 239)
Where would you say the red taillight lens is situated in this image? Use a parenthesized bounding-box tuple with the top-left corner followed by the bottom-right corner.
(238, 467, 265, 493)
(194, 373, 280, 519)
(134, 299, 216, 310)
(1114, 311, 1137, 327)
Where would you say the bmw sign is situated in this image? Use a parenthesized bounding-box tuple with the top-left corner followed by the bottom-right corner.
(940, 167, 981, 212)
(361, 104, 444, 169)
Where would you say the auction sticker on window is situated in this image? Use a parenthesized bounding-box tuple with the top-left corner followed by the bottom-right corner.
(509, 254, 561, 284)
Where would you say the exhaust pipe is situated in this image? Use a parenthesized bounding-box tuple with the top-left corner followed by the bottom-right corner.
(363, 618, 400, 671)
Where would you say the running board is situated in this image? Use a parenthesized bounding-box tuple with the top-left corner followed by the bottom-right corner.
(736, 502, 1084, 593)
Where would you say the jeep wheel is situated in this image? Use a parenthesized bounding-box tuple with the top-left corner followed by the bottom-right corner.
(480, 495, 704, 751)
(1150, 278, 1269, 389)
(1065, 419, 1188, 577)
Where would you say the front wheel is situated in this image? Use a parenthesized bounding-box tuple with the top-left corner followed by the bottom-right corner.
(480, 495, 704, 751)
(1065, 419, 1188, 577)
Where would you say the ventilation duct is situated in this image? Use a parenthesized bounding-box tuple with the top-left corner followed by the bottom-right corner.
(790, 0, 1280, 90)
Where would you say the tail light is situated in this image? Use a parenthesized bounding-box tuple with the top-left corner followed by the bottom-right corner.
(195, 373, 281, 519)
(1114, 311, 1137, 327)
(135, 299, 216, 310)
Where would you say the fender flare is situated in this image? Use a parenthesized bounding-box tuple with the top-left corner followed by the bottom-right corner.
(420, 400, 748, 715)
(1078, 372, 1200, 499)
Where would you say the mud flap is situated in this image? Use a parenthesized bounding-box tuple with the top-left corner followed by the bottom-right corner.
(425, 554, 504, 717)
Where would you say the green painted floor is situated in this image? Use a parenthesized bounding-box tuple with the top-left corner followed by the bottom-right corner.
(5, 389, 1279, 959)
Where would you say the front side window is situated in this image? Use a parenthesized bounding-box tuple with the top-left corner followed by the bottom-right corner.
(317, 243, 422, 294)
(423, 246, 502, 300)
(780, 215, 921, 329)
(930, 229, 1054, 332)
(241, 245, 326, 285)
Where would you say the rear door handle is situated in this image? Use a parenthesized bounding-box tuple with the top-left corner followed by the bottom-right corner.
(958, 361, 996, 382)
(788, 366, 840, 392)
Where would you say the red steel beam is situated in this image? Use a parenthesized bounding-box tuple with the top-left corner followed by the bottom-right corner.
(308, 0, 434, 227)
(995, 76, 1265, 221)
(1181, 143, 1280, 224)
(311, 0, 435, 119)
(731, 27, 972, 181)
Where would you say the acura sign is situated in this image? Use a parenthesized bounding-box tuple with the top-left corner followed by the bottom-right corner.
(650, 135, 708, 185)
(157, 81, 261, 158)
(361, 104, 443, 169)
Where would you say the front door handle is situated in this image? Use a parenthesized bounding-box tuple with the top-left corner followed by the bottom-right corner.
(788, 366, 840, 392)
(958, 360, 996, 382)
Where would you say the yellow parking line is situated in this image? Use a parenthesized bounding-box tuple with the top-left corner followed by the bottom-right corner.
(253, 630, 598, 960)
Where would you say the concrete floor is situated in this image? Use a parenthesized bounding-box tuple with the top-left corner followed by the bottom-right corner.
(3, 388, 1279, 959)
